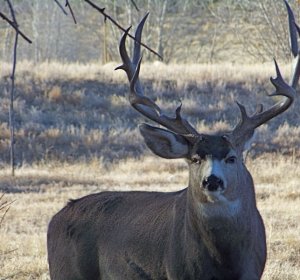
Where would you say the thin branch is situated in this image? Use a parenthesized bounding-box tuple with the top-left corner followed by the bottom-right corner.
(130, 0, 140, 12)
(0, 194, 6, 212)
(65, 0, 77, 24)
(0, 12, 32, 44)
(0, 195, 15, 229)
(4, 0, 22, 176)
(53, 0, 68, 15)
(0, 248, 18, 256)
(9, 31, 18, 177)
(84, 0, 163, 60)
(0, 205, 11, 228)
(5, 0, 17, 22)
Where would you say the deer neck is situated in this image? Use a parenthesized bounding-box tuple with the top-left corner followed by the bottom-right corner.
(186, 160, 256, 221)
(184, 167, 256, 265)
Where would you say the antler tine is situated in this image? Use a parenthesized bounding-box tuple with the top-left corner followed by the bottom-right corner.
(116, 14, 199, 140)
(115, 13, 149, 80)
(292, 22, 300, 88)
(132, 12, 149, 65)
(285, 0, 298, 57)
(115, 26, 134, 81)
(285, 0, 300, 88)
(129, 55, 161, 113)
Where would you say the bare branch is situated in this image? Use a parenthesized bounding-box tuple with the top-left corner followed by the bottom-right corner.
(65, 0, 77, 24)
(83, 0, 163, 60)
(8, 31, 18, 177)
(3, 0, 25, 176)
(53, 0, 68, 15)
(0, 12, 32, 44)
(130, 0, 140, 12)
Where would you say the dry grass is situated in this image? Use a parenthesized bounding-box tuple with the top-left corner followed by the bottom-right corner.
(0, 60, 289, 84)
(0, 61, 300, 165)
(0, 61, 299, 278)
(0, 155, 299, 280)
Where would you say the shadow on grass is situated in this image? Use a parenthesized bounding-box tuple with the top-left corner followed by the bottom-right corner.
(0, 175, 106, 194)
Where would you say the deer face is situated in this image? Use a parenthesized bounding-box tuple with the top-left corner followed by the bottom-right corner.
(140, 124, 245, 204)
(188, 135, 241, 203)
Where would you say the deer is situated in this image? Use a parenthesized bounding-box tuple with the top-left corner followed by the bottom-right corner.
(47, 2, 299, 280)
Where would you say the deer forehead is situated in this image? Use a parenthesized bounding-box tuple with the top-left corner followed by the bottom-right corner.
(192, 135, 233, 160)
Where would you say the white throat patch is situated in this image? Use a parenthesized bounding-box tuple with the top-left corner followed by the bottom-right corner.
(199, 198, 241, 218)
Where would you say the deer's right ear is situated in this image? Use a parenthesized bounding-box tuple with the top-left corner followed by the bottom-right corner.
(139, 124, 189, 159)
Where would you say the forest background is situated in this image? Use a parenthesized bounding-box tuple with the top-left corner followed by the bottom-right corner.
(1, 0, 299, 64)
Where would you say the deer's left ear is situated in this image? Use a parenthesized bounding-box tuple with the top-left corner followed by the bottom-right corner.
(139, 124, 189, 159)
(228, 131, 256, 158)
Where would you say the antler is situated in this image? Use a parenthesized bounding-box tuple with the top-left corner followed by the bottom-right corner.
(229, 0, 299, 147)
(117, 2, 299, 147)
(115, 14, 199, 141)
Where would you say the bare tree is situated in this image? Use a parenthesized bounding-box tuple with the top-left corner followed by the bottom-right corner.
(2, 0, 300, 63)
(0, 0, 32, 176)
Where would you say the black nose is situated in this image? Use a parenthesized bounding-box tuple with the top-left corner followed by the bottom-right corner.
(202, 175, 224, 192)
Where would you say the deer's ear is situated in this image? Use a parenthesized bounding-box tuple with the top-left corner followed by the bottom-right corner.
(139, 124, 189, 159)
(228, 131, 256, 160)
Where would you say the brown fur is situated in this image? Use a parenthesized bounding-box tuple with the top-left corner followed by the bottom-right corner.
(47, 127, 267, 280)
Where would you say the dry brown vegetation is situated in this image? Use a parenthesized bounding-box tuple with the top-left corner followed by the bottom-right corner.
(0, 62, 299, 279)
(0, 61, 299, 165)
(0, 156, 300, 280)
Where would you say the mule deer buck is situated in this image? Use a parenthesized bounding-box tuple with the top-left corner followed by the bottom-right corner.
(48, 2, 299, 279)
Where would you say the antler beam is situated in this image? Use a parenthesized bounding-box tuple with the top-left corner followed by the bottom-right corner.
(116, 14, 199, 141)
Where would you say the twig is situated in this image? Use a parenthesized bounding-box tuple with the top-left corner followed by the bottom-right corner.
(0, 12, 32, 44)
(0, 195, 15, 228)
(0, 193, 5, 203)
(53, 0, 68, 15)
(0, 248, 18, 255)
(84, 0, 163, 60)
(0, 205, 11, 228)
(53, 0, 77, 24)
(65, 0, 77, 24)
(130, 0, 140, 12)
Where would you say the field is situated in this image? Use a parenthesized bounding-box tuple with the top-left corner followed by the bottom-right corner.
(0, 62, 300, 279)
(0, 156, 300, 279)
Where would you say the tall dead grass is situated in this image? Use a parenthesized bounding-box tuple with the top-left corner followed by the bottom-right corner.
(0, 61, 299, 165)
(1, 60, 289, 84)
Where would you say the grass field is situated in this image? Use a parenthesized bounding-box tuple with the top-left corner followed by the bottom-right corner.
(0, 155, 300, 280)
(0, 62, 300, 279)
(0, 61, 300, 164)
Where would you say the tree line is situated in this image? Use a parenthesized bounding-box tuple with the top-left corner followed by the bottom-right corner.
(0, 0, 299, 64)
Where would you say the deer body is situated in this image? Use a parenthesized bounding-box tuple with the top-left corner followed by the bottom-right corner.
(48, 132, 266, 280)
(48, 2, 299, 279)
(48, 186, 265, 280)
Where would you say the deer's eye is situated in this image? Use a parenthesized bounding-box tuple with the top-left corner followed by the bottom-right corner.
(191, 155, 201, 164)
(225, 156, 237, 164)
